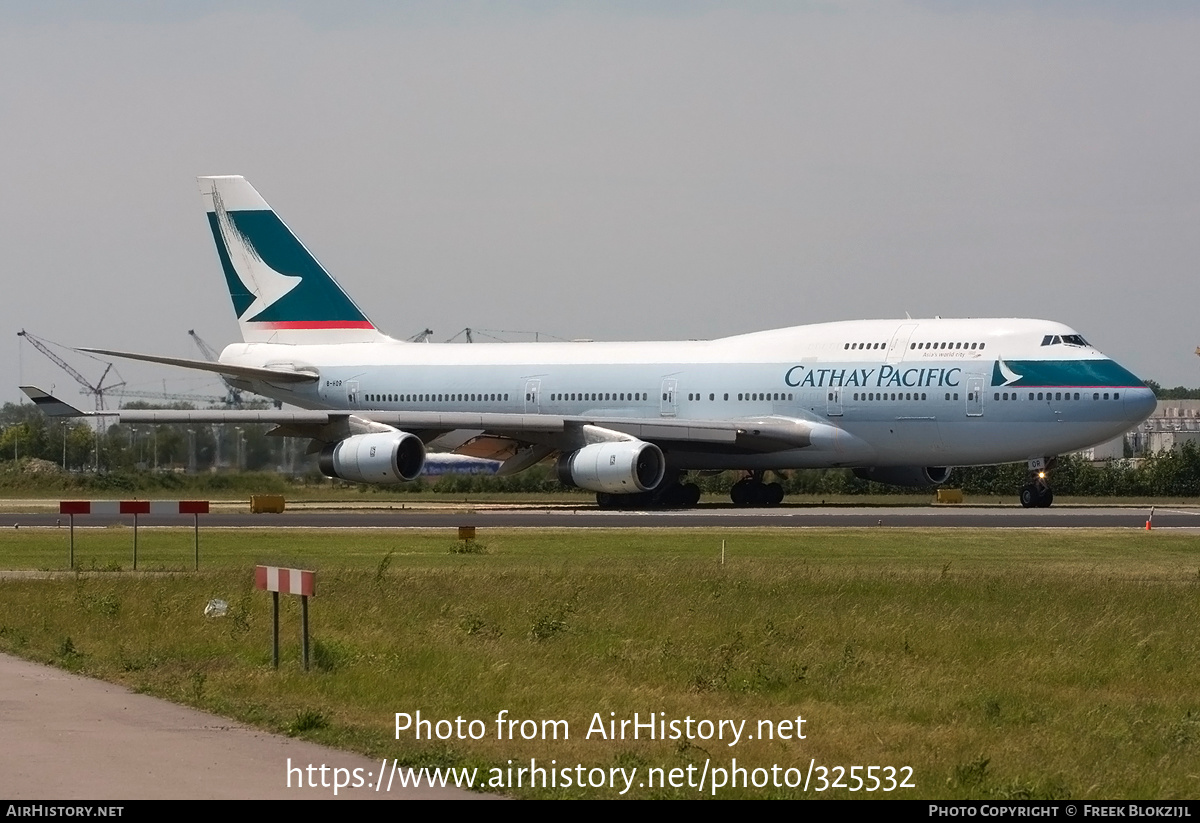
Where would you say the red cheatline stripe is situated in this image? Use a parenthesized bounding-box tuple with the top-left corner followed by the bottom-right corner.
(254, 320, 376, 330)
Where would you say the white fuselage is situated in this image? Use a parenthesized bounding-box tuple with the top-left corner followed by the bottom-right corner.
(220, 317, 1155, 471)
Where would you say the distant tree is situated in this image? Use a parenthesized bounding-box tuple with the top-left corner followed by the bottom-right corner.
(1144, 380, 1200, 400)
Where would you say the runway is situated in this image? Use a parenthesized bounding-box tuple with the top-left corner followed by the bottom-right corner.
(0, 504, 1192, 529)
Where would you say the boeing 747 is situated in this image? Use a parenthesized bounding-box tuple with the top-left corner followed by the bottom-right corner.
(22, 176, 1157, 508)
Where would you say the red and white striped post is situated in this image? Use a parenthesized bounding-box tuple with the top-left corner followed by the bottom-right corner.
(58, 501, 211, 569)
(255, 565, 317, 671)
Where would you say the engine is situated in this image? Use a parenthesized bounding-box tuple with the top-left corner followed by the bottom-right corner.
(556, 440, 666, 494)
(318, 431, 425, 484)
(853, 466, 953, 488)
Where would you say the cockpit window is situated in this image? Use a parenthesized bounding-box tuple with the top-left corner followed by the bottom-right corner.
(1041, 334, 1089, 347)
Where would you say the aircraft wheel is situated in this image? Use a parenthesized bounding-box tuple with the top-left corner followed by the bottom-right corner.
(682, 483, 701, 508)
(1019, 484, 1038, 509)
(1037, 489, 1054, 508)
(731, 479, 752, 507)
(656, 483, 686, 509)
(596, 492, 617, 510)
(765, 482, 784, 506)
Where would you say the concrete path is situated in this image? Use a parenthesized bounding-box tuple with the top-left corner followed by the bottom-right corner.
(0, 653, 483, 799)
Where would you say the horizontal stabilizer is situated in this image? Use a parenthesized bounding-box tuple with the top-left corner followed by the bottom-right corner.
(79, 348, 319, 384)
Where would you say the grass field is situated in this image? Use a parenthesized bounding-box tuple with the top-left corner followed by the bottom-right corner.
(2, 526, 1199, 799)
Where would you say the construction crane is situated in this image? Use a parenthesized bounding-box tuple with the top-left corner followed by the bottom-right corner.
(408, 328, 434, 343)
(188, 329, 222, 362)
(188, 329, 245, 406)
(445, 327, 566, 343)
(17, 329, 124, 472)
(17, 329, 125, 410)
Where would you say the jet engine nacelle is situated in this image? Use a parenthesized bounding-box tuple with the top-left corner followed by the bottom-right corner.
(556, 440, 666, 494)
(318, 431, 425, 483)
(853, 465, 953, 488)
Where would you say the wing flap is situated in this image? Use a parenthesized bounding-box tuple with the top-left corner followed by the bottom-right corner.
(599, 420, 738, 443)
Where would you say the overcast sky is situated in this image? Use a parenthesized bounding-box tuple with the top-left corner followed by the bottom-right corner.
(3, 1, 1199, 404)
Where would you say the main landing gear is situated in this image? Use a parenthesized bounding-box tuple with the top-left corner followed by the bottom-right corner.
(1019, 457, 1056, 508)
(595, 471, 701, 510)
(730, 471, 785, 507)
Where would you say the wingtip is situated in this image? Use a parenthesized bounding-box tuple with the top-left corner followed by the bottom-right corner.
(20, 386, 87, 417)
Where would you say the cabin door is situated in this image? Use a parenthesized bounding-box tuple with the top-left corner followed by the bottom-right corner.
(887, 323, 919, 364)
(660, 378, 678, 417)
(966, 375, 984, 417)
(524, 379, 541, 413)
(827, 387, 843, 417)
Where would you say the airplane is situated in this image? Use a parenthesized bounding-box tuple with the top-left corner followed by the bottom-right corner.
(422, 454, 501, 476)
(22, 175, 1157, 509)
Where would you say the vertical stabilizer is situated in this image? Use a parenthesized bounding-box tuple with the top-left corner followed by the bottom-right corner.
(198, 176, 388, 344)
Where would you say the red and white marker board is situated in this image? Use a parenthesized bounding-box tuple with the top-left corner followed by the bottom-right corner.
(255, 565, 316, 597)
(60, 500, 210, 515)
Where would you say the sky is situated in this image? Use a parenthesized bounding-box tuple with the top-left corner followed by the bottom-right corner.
(3, 1, 1199, 404)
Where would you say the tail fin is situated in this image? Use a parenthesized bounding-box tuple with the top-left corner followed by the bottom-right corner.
(198, 176, 389, 344)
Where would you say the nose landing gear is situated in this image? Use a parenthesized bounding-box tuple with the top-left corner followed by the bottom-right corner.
(1019, 457, 1056, 508)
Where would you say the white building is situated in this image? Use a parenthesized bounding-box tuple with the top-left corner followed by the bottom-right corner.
(1076, 400, 1200, 461)
(1129, 400, 1200, 456)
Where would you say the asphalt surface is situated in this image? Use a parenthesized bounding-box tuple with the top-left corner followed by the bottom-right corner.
(1, 504, 1193, 529)
(0, 653, 482, 800)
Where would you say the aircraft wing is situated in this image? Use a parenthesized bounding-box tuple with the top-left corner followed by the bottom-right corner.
(21, 386, 815, 453)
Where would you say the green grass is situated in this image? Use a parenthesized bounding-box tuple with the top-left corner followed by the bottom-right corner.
(2, 527, 1199, 798)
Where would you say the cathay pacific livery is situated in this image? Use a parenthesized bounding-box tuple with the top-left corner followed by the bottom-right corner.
(22, 176, 1156, 508)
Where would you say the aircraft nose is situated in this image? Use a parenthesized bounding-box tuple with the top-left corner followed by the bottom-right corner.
(1123, 385, 1157, 424)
